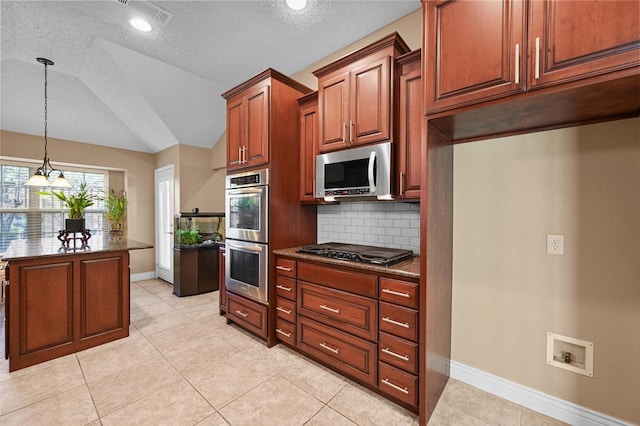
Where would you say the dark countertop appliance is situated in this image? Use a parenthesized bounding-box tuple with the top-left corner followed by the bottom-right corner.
(297, 242, 414, 266)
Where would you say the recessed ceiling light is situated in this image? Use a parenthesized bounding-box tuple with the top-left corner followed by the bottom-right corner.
(286, 0, 307, 11)
(130, 18, 152, 32)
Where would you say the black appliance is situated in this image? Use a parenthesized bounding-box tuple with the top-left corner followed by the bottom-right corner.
(298, 242, 414, 266)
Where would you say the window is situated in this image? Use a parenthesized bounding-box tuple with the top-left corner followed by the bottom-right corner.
(0, 162, 108, 253)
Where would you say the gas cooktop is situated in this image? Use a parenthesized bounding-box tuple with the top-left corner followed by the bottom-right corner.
(297, 243, 414, 266)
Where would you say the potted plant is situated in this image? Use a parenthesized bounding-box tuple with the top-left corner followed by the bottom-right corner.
(40, 183, 95, 232)
(102, 189, 127, 237)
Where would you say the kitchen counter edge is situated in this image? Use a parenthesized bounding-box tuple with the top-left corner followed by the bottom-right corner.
(2, 238, 153, 261)
(273, 246, 420, 280)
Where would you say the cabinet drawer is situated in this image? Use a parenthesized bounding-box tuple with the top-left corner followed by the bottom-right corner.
(275, 276, 296, 301)
(226, 293, 268, 338)
(379, 277, 418, 308)
(378, 362, 418, 407)
(379, 302, 418, 342)
(297, 316, 376, 386)
(275, 297, 296, 323)
(297, 262, 377, 298)
(379, 332, 418, 375)
(298, 281, 377, 341)
(275, 258, 296, 278)
(275, 317, 295, 346)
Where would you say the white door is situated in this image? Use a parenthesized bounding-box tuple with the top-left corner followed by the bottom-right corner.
(155, 165, 174, 283)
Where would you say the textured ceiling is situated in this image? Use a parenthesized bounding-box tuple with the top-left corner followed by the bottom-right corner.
(1, 0, 420, 153)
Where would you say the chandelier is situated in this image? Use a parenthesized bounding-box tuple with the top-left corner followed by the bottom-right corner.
(24, 58, 71, 188)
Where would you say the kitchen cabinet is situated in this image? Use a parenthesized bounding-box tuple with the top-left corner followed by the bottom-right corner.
(298, 92, 318, 203)
(223, 69, 312, 171)
(274, 254, 421, 413)
(425, 0, 639, 114)
(274, 256, 297, 346)
(378, 277, 420, 406)
(313, 32, 410, 153)
(397, 50, 422, 200)
(528, 0, 640, 89)
(226, 292, 268, 338)
(218, 246, 226, 315)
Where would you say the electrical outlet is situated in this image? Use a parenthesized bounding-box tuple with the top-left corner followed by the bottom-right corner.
(547, 234, 564, 255)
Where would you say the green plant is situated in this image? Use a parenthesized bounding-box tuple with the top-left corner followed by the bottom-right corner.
(178, 229, 201, 245)
(39, 183, 95, 219)
(102, 189, 127, 223)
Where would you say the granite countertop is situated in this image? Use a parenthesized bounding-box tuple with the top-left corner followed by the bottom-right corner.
(2, 238, 153, 261)
(273, 246, 420, 280)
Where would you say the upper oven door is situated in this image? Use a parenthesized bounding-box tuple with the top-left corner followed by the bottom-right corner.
(225, 185, 268, 243)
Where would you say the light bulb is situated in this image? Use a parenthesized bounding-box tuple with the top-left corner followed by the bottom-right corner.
(130, 18, 152, 32)
(286, 0, 307, 11)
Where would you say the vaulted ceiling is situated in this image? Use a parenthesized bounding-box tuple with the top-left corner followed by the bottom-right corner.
(1, 0, 420, 153)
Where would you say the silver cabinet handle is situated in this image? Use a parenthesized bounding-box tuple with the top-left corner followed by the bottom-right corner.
(276, 284, 292, 292)
(349, 120, 354, 145)
(342, 122, 347, 144)
(235, 309, 248, 318)
(276, 265, 292, 272)
(320, 342, 339, 354)
(320, 304, 340, 314)
(276, 306, 292, 315)
(535, 37, 540, 80)
(382, 348, 410, 362)
(381, 379, 409, 395)
(514, 43, 520, 84)
(276, 328, 291, 338)
(382, 317, 410, 329)
(382, 288, 410, 298)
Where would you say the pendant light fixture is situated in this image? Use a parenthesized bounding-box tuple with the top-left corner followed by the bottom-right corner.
(24, 57, 71, 188)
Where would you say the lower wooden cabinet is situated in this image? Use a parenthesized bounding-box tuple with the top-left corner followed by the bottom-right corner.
(226, 292, 268, 338)
(378, 361, 418, 406)
(275, 317, 296, 346)
(298, 316, 377, 386)
(379, 331, 418, 375)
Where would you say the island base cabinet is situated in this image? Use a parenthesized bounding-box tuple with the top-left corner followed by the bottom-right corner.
(7, 251, 130, 372)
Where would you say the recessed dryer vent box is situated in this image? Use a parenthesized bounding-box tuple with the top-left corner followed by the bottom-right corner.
(546, 332, 594, 377)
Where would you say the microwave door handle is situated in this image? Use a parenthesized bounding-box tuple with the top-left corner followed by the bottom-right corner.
(368, 151, 376, 193)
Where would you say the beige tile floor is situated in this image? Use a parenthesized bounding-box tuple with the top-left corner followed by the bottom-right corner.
(0, 279, 566, 425)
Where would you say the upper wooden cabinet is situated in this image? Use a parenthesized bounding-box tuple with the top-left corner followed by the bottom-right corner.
(425, 0, 639, 114)
(314, 33, 410, 153)
(397, 50, 422, 200)
(425, 0, 526, 113)
(222, 69, 311, 171)
(528, 0, 640, 89)
(298, 92, 318, 203)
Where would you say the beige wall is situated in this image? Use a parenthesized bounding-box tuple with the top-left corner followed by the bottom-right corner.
(0, 130, 156, 274)
(178, 144, 225, 213)
(452, 118, 640, 423)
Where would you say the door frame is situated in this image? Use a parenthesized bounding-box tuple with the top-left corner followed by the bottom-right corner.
(154, 165, 175, 283)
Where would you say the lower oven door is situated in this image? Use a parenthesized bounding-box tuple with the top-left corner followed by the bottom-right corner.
(225, 239, 268, 304)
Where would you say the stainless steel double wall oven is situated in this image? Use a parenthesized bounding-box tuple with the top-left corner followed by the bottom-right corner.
(225, 169, 269, 304)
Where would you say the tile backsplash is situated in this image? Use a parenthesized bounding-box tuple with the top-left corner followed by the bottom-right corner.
(317, 202, 420, 254)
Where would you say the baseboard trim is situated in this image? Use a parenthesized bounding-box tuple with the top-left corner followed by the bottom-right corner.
(449, 360, 632, 426)
(130, 271, 156, 282)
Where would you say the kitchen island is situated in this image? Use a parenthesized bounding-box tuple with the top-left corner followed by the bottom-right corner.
(2, 238, 152, 372)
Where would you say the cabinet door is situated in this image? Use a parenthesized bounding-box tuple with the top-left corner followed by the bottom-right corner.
(299, 97, 318, 202)
(81, 256, 126, 338)
(529, 0, 640, 89)
(425, 0, 525, 113)
(226, 97, 244, 170)
(318, 69, 350, 152)
(350, 55, 392, 146)
(245, 83, 270, 168)
(397, 56, 422, 200)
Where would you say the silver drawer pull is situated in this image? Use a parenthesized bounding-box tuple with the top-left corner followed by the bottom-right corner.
(320, 304, 340, 314)
(276, 265, 292, 272)
(382, 348, 410, 362)
(319, 342, 339, 354)
(381, 378, 409, 395)
(276, 284, 292, 292)
(276, 306, 292, 315)
(276, 328, 291, 338)
(382, 288, 410, 298)
(235, 309, 248, 318)
(382, 317, 410, 329)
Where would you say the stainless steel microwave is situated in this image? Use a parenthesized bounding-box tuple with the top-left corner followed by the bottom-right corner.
(316, 142, 393, 202)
